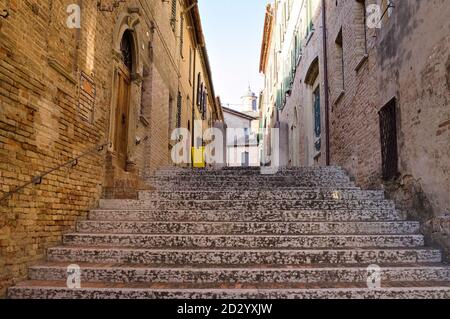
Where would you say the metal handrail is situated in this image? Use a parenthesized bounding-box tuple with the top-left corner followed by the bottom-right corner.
(0, 141, 111, 203)
(380, 1, 395, 22)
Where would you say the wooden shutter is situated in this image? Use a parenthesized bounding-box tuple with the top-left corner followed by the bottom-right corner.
(170, 0, 177, 31)
(179, 15, 184, 57)
(176, 91, 182, 128)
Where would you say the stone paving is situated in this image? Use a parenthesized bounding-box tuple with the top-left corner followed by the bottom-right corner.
(8, 167, 450, 299)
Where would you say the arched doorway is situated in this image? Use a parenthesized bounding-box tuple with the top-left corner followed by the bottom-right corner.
(114, 30, 134, 170)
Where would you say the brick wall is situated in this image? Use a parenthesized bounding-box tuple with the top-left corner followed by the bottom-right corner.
(273, 0, 449, 256)
(325, 0, 450, 255)
(0, 0, 111, 296)
(0, 0, 220, 297)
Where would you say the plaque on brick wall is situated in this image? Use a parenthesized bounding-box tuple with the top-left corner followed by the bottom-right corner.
(78, 72, 96, 123)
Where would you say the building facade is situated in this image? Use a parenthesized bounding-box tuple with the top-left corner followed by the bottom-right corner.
(0, 0, 222, 296)
(223, 106, 259, 167)
(260, 0, 449, 255)
(260, 0, 325, 167)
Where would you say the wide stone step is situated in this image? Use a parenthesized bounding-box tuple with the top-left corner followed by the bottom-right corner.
(27, 262, 450, 284)
(149, 181, 356, 188)
(148, 174, 351, 182)
(154, 166, 345, 175)
(98, 199, 395, 211)
(88, 209, 403, 222)
(62, 234, 425, 249)
(77, 221, 419, 235)
(139, 189, 385, 201)
(46, 247, 441, 265)
(9, 281, 450, 299)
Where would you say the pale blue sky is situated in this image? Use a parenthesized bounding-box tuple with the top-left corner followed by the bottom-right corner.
(198, 0, 267, 111)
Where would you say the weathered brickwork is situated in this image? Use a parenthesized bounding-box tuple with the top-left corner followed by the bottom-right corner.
(261, 0, 449, 257)
(325, 0, 450, 256)
(0, 0, 222, 297)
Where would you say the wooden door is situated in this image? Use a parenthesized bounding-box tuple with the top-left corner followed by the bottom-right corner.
(114, 64, 131, 170)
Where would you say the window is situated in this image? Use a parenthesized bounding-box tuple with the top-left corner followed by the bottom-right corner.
(120, 30, 133, 71)
(202, 89, 207, 120)
(334, 28, 345, 98)
(179, 15, 184, 57)
(170, 0, 177, 31)
(379, 98, 399, 180)
(381, 0, 394, 24)
(176, 91, 182, 129)
(196, 73, 201, 106)
(188, 48, 193, 85)
(199, 83, 204, 112)
(355, 0, 368, 56)
(306, 0, 314, 35)
(313, 86, 321, 152)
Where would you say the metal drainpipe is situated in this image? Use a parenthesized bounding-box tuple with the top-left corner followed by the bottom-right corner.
(321, 0, 331, 166)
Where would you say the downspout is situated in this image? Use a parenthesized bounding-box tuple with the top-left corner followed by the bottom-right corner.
(321, 0, 331, 166)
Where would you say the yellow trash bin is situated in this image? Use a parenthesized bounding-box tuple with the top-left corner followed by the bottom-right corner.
(192, 146, 206, 168)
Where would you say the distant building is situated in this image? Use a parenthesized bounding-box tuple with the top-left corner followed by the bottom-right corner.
(223, 107, 260, 167)
(240, 85, 259, 117)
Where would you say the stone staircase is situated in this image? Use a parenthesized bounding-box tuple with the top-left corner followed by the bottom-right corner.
(8, 166, 450, 299)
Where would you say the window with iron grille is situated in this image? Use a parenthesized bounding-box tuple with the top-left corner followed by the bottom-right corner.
(379, 98, 399, 180)
(176, 91, 182, 129)
(170, 0, 177, 32)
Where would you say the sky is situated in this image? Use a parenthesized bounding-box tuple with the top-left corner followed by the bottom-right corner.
(198, 0, 267, 111)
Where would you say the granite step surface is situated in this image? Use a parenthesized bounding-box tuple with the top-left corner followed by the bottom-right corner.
(98, 199, 395, 211)
(148, 181, 356, 189)
(138, 189, 385, 201)
(62, 233, 425, 249)
(45, 247, 442, 265)
(76, 220, 419, 235)
(88, 209, 404, 222)
(27, 262, 450, 284)
(8, 281, 450, 299)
